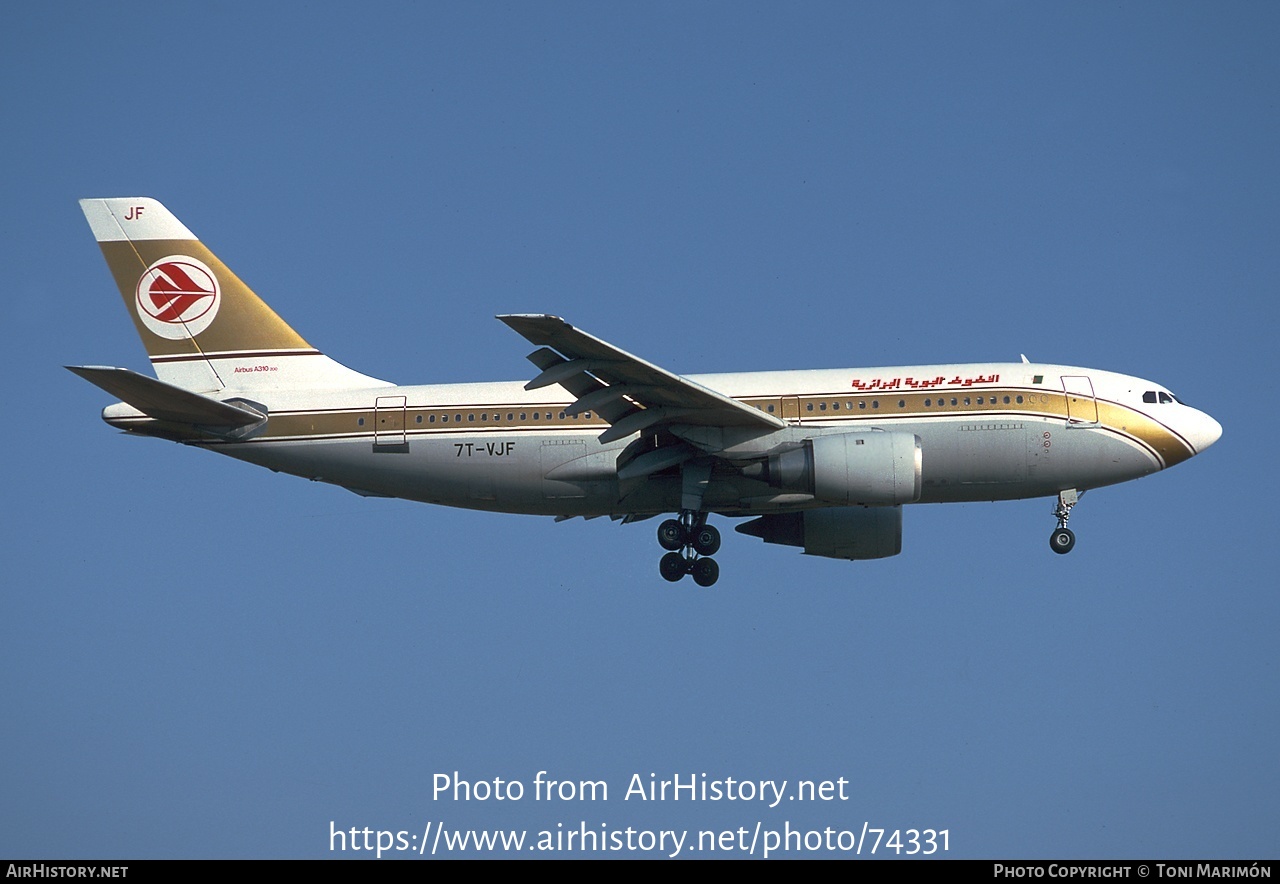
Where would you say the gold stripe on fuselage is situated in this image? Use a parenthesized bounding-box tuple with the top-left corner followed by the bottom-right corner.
(113, 385, 1193, 470)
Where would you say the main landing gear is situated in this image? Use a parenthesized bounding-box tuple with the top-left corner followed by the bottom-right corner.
(1049, 489, 1080, 555)
(657, 511, 721, 586)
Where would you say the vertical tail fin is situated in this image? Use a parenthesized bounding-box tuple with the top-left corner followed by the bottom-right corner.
(80, 198, 387, 393)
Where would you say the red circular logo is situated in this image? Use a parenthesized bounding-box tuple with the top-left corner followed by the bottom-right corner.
(135, 256, 221, 340)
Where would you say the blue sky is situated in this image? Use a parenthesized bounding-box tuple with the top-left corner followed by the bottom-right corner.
(2, 2, 1276, 858)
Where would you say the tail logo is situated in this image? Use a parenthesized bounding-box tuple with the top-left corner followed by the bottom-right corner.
(135, 256, 221, 340)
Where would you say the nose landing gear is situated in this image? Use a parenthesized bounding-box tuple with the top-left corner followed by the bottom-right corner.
(1049, 489, 1079, 555)
(656, 511, 721, 585)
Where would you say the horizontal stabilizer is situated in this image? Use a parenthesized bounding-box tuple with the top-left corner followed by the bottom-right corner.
(67, 366, 265, 427)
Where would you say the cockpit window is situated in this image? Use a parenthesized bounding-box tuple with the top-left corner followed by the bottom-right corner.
(1158, 392, 1173, 404)
(1143, 391, 1158, 403)
(1143, 390, 1180, 405)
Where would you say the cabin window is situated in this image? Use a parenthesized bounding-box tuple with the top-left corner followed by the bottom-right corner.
(507, 413, 514, 421)
(455, 414, 462, 422)
(925, 399, 932, 407)
(950, 398, 958, 406)
(898, 399, 905, 408)
(430, 415, 436, 423)
(357, 417, 365, 426)
(481, 413, 488, 421)
(859, 401, 866, 410)
(415, 415, 422, 424)
(819, 402, 827, 411)
(976, 397, 984, 405)
(964, 397, 971, 406)
(872, 400, 880, 409)
(468, 414, 475, 422)
(1003, 396, 1011, 404)
(767, 404, 775, 413)
(806, 403, 814, 412)
(1016, 395, 1024, 404)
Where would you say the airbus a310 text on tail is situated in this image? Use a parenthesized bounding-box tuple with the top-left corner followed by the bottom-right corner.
(71, 198, 1222, 586)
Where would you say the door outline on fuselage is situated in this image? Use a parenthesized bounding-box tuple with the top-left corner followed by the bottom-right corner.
(1061, 376, 1099, 426)
(374, 395, 409, 452)
(782, 396, 802, 423)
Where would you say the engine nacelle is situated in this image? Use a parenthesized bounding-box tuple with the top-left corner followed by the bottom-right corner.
(744, 431, 922, 505)
(736, 506, 903, 560)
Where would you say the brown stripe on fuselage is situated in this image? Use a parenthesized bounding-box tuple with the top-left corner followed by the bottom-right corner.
(1094, 399, 1193, 468)
(165, 387, 1192, 468)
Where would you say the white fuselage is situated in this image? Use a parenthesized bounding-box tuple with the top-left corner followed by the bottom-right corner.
(108, 360, 1219, 519)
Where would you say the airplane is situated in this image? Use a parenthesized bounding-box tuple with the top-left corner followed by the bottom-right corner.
(71, 198, 1222, 586)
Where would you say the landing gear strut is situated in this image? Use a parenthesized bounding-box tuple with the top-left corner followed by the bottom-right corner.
(1049, 489, 1079, 555)
(656, 510, 720, 586)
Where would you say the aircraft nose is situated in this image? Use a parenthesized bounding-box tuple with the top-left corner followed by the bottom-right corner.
(1185, 409, 1223, 454)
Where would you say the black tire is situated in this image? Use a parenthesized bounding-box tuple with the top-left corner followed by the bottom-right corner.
(657, 519, 686, 551)
(691, 524, 721, 557)
(1050, 527, 1076, 555)
(660, 552, 688, 582)
(691, 557, 720, 587)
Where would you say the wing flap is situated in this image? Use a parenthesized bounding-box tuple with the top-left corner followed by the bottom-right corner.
(498, 315, 786, 437)
(524, 347, 639, 424)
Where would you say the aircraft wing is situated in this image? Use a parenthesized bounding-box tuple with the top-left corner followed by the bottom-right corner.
(498, 314, 786, 445)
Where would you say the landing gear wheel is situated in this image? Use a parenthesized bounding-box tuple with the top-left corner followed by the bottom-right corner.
(691, 524, 721, 556)
(657, 519, 686, 551)
(657, 511, 722, 585)
(1050, 527, 1076, 555)
(1047, 489, 1080, 556)
(660, 552, 688, 582)
(691, 557, 720, 587)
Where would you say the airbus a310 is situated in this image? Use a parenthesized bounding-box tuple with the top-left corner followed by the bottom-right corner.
(71, 198, 1222, 586)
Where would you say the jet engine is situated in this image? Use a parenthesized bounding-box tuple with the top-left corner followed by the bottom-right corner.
(741, 431, 922, 505)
